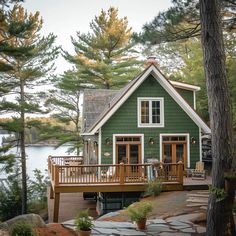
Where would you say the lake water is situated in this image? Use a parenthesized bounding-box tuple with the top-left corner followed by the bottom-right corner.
(0, 134, 75, 179)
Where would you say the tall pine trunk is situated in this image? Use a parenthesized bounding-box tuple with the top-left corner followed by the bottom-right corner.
(199, 0, 235, 235)
(20, 77, 27, 214)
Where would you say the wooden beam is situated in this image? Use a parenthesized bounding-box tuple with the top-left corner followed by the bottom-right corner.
(49, 185, 54, 199)
(53, 192, 60, 223)
(53, 182, 183, 193)
(54, 184, 147, 193)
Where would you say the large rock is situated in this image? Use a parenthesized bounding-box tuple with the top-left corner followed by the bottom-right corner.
(0, 214, 46, 230)
(0, 229, 9, 236)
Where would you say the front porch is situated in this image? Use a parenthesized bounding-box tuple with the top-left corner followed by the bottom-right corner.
(48, 155, 195, 222)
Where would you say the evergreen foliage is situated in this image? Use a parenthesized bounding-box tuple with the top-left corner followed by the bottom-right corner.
(0, 167, 22, 221)
(0, 0, 25, 170)
(64, 7, 142, 89)
(42, 70, 88, 154)
(137, 0, 236, 45)
(9, 221, 36, 236)
(0, 4, 59, 214)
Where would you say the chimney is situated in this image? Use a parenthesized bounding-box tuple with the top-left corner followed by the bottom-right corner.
(145, 55, 159, 67)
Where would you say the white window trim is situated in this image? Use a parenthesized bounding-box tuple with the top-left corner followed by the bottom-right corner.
(193, 91, 196, 110)
(199, 127, 202, 162)
(137, 97, 164, 128)
(159, 133, 190, 168)
(113, 134, 144, 164)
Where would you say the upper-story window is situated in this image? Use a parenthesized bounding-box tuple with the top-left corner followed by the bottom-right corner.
(137, 97, 164, 127)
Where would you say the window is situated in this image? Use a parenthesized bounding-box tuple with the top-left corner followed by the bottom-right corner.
(138, 98, 164, 127)
(162, 136, 187, 142)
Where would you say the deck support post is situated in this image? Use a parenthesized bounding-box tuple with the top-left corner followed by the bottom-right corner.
(178, 162, 184, 185)
(53, 192, 60, 223)
(120, 163, 125, 185)
(121, 192, 125, 208)
(49, 185, 54, 199)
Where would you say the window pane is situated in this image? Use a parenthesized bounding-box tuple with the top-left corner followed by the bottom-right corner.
(141, 101, 149, 123)
(152, 101, 160, 123)
(171, 137, 179, 141)
(163, 137, 170, 141)
(178, 136, 186, 141)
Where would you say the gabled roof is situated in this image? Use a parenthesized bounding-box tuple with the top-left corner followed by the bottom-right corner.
(82, 65, 210, 135)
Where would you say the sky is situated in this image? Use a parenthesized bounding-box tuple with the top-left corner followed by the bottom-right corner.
(22, 0, 172, 74)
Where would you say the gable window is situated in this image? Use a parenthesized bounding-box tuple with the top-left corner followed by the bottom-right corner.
(138, 97, 164, 127)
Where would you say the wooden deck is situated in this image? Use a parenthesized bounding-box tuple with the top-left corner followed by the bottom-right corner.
(48, 156, 184, 222)
(48, 178, 212, 223)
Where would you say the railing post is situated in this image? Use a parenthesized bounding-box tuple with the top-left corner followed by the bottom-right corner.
(54, 165, 59, 186)
(178, 162, 183, 185)
(120, 163, 125, 185)
(51, 164, 54, 181)
(48, 157, 50, 174)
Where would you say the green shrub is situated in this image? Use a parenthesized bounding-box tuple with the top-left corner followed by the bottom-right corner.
(146, 179, 162, 196)
(74, 209, 94, 231)
(127, 201, 153, 222)
(9, 221, 36, 236)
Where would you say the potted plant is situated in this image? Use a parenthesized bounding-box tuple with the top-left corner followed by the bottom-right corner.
(74, 209, 94, 236)
(126, 201, 153, 230)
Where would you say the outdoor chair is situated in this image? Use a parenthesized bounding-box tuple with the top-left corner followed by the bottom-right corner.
(64, 159, 83, 177)
(191, 161, 206, 180)
(101, 166, 116, 179)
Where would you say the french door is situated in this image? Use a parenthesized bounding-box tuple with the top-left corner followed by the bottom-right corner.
(162, 135, 187, 169)
(115, 136, 142, 177)
(116, 143, 141, 164)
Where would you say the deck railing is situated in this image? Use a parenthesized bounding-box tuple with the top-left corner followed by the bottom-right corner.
(48, 156, 184, 186)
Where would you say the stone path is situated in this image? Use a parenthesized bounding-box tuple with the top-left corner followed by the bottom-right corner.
(62, 190, 211, 235)
(63, 215, 206, 236)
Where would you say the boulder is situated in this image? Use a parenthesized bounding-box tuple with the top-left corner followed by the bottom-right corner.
(0, 214, 46, 230)
(0, 229, 9, 236)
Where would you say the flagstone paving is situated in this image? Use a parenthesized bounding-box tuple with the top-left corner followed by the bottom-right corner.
(62, 190, 210, 235)
(63, 216, 206, 235)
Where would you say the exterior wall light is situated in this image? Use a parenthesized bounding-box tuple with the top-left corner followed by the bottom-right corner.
(149, 137, 155, 145)
(105, 137, 112, 146)
(191, 137, 197, 144)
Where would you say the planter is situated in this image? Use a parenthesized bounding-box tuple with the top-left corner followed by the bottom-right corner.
(77, 229, 92, 236)
(136, 218, 147, 230)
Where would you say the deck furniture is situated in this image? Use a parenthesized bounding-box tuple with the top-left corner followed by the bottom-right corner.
(191, 161, 206, 180)
(101, 166, 116, 178)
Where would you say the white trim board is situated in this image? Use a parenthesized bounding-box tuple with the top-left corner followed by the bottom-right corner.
(169, 80, 201, 91)
(112, 134, 144, 164)
(86, 65, 210, 135)
(159, 133, 190, 168)
(199, 128, 202, 162)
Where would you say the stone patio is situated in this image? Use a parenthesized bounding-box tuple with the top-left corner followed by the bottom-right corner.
(63, 216, 206, 236)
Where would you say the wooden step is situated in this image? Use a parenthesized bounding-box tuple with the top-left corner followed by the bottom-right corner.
(187, 194, 209, 198)
(187, 203, 208, 207)
(187, 198, 208, 203)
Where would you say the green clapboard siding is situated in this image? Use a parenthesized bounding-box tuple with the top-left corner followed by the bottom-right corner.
(101, 75, 200, 168)
(176, 88, 194, 108)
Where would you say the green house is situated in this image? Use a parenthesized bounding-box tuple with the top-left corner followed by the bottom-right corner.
(81, 64, 210, 170)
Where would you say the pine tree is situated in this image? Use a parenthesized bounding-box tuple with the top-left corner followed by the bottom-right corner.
(42, 70, 87, 155)
(64, 7, 142, 89)
(200, 0, 236, 234)
(0, 4, 59, 214)
(137, 0, 236, 45)
(0, 0, 25, 173)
